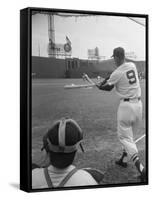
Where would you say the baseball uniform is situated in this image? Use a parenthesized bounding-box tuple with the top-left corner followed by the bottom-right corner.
(32, 165, 97, 189)
(107, 61, 142, 160)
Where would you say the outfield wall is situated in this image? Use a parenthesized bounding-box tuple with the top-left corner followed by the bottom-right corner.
(32, 56, 145, 78)
(32, 57, 66, 78)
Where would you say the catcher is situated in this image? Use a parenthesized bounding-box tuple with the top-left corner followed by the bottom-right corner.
(32, 118, 104, 189)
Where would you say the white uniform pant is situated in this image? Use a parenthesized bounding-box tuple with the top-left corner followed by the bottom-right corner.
(117, 99, 142, 160)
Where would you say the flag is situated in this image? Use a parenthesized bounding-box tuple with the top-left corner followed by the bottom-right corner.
(66, 36, 71, 45)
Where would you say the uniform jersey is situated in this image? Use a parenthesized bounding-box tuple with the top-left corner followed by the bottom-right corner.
(32, 165, 97, 189)
(107, 62, 141, 99)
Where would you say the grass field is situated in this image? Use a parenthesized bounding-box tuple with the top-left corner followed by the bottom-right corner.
(32, 78, 146, 185)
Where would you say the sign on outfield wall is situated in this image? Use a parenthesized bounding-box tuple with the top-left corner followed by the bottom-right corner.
(47, 42, 72, 57)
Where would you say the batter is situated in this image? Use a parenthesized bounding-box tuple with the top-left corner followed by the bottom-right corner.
(84, 47, 146, 182)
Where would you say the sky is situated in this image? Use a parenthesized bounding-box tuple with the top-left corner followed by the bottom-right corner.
(32, 13, 146, 60)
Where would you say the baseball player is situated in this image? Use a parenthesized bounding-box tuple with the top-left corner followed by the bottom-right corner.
(32, 118, 105, 189)
(84, 47, 146, 182)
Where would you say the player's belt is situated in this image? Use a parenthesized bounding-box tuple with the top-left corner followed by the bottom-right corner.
(123, 97, 141, 102)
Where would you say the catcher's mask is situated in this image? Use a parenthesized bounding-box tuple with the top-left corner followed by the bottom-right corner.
(41, 118, 83, 153)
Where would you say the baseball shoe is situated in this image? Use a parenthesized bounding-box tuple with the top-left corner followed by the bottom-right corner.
(115, 159, 128, 168)
(138, 169, 146, 182)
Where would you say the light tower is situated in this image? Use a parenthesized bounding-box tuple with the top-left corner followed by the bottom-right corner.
(48, 14, 56, 57)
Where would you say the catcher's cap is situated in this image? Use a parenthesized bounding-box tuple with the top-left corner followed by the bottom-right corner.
(111, 47, 125, 58)
(42, 118, 83, 153)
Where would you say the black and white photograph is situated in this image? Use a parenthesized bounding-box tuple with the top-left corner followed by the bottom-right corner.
(21, 8, 148, 192)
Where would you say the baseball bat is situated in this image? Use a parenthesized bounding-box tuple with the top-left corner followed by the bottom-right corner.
(64, 83, 95, 89)
(83, 73, 110, 87)
(83, 74, 95, 85)
(135, 134, 145, 144)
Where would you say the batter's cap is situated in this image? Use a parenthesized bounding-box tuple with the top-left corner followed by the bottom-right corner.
(42, 118, 83, 153)
(111, 47, 125, 58)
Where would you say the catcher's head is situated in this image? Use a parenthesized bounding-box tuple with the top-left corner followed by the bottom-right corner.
(41, 118, 83, 168)
(111, 47, 125, 67)
(42, 118, 83, 154)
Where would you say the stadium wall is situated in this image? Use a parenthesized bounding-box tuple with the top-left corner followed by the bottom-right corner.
(32, 56, 145, 78)
(32, 57, 66, 78)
